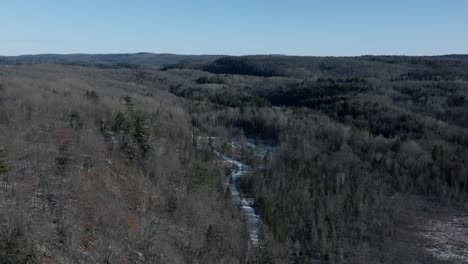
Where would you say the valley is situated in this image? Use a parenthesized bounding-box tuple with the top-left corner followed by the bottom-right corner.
(0, 54, 467, 263)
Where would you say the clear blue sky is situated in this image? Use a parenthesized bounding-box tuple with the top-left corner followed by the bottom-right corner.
(1, 0, 468, 56)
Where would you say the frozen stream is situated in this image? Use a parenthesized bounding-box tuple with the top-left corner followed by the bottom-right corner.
(214, 140, 273, 245)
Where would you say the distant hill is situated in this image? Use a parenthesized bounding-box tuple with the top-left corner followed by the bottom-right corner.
(2, 53, 468, 80)
(0, 53, 224, 69)
(198, 55, 468, 79)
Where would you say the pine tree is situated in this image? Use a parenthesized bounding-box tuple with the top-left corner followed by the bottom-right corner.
(112, 112, 126, 132)
(0, 147, 8, 175)
(124, 96, 135, 114)
(69, 111, 82, 130)
(134, 112, 151, 158)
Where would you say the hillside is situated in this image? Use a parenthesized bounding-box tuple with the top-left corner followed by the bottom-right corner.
(0, 65, 247, 263)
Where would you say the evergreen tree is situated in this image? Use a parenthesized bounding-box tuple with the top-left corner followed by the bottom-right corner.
(69, 111, 82, 130)
(0, 147, 8, 175)
(134, 112, 151, 158)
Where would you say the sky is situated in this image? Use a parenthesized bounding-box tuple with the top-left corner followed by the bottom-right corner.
(1, 0, 468, 56)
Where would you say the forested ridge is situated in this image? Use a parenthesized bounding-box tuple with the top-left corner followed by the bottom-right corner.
(0, 54, 467, 263)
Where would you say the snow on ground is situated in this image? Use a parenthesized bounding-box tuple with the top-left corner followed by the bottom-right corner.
(421, 214, 468, 263)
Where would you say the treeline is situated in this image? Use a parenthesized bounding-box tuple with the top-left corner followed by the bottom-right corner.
(198, 55, 468, 79)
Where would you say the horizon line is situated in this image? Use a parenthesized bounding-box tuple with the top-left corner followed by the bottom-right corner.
(1, 52, 468, 58)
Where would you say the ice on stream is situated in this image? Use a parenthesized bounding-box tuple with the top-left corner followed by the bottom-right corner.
(214, 142, 272, 245)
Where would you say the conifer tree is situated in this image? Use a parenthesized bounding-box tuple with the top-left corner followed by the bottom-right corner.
(0, 147, 8, 175)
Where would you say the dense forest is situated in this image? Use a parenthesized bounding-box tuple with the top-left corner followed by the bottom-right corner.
(0, 54, 467, 263)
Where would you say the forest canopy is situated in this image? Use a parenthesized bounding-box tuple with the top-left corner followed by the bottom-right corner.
(0, 54, 467, 263)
